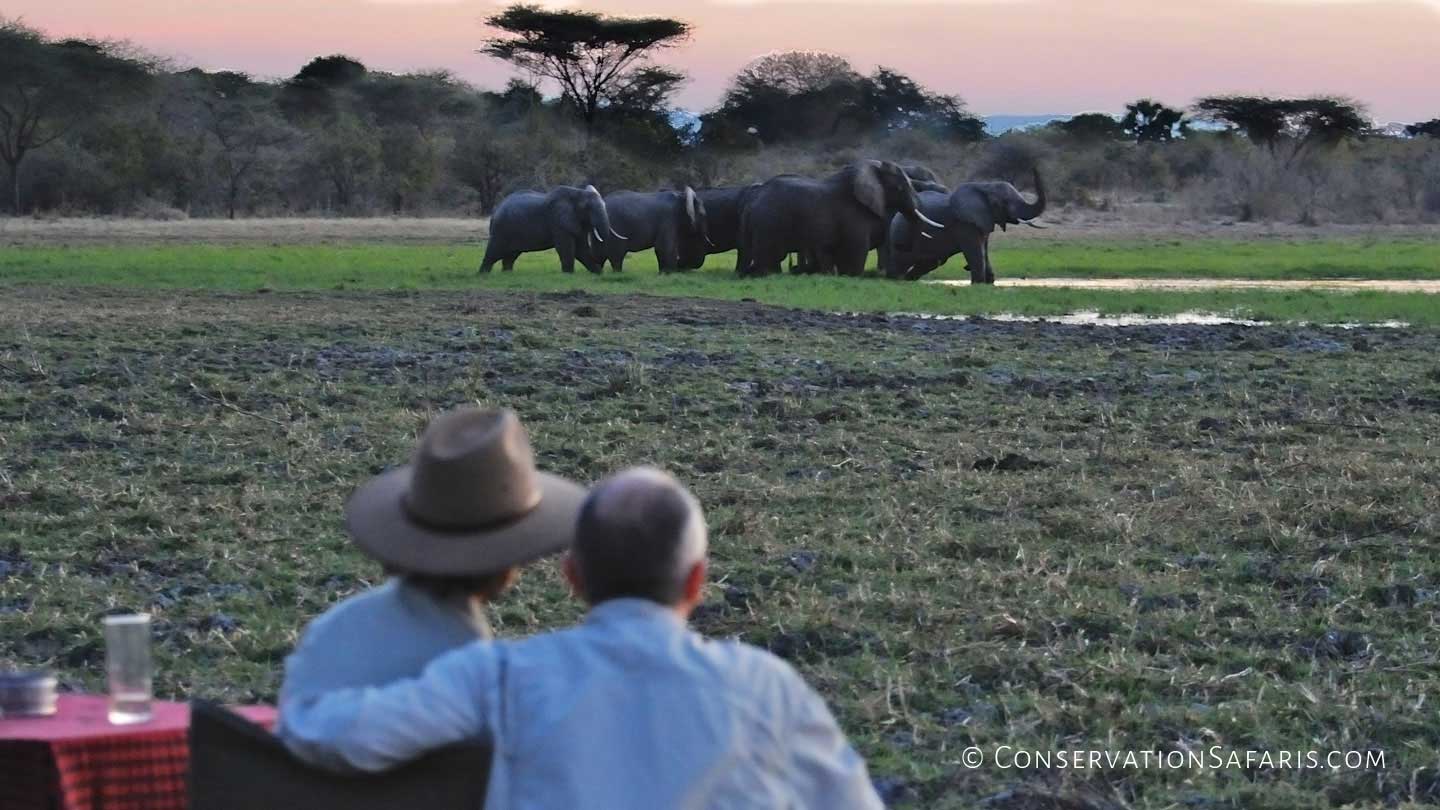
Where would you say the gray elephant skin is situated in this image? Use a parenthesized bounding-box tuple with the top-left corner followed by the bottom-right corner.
(601, 188, 710, 273)
(739, 160, 944, 277)
(479, 185, 623, 275)
(776, 164, 949, 277)
(889, 170, 1047, 283)
(677, 184, 763, 270)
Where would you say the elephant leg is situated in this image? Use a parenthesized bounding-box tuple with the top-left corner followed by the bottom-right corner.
(833, 244, 866, 277)
(478, 242, 501, 274)
(876, 239, 892, 276)
(501, 254, 517, 272)
(961, 239, 986, 285)
(612, 252, 627, 273)
(982, 234, 996, 284)
(656, 236, 678, 274)
(556, 237, 577, 274)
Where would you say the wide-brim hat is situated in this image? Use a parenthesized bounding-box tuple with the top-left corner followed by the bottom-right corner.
(345, 407, 585, 576)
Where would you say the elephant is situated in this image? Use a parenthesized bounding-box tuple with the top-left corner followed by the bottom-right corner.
(899, 164, 950, 195)
(888, 169, 1047, 284)
(600, 188, 710, 273)
(739, 160, 944, 277)
(478, 185, 625, 275)
(759, 163, 948, 277)
(677, 184, 764, 271)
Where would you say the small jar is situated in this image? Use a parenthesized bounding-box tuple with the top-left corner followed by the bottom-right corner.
(0, 670, 59, 717)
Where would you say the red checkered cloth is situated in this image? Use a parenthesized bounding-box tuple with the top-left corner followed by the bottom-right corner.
(0, 694, 276, 810)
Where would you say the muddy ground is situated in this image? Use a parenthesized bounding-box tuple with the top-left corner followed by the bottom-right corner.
(2, 287, 1438, 808)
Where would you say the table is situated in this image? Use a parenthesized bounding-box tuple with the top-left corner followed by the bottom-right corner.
(0, 694, 276, 810)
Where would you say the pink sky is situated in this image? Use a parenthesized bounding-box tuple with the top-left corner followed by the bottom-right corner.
(7, 0, 1438, 123)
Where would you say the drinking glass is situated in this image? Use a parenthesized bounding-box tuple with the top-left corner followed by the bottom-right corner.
(103, 613, 153, 725)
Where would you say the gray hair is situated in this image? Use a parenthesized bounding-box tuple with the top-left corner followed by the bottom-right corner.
(573, 467, 708, 606)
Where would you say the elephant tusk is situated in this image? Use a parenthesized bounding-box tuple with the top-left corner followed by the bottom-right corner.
(706, 236, 717, 248)
(592, 229, 605, 243)
(921, 231, 934, 240)
(611, 227, 629, 241)
(917, 211, 946, 229)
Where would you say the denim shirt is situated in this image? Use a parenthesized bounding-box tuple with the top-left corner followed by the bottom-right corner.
(280, 578, 491, 706)
(280, 598, 883, 810)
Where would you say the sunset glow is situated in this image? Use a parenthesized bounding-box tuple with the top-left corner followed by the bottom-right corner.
(6, 0, 1438, 122)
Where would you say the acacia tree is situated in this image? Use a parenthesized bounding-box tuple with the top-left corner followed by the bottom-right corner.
(0, 21, 152, 213)
(480, 4, 690, 135)
(1194, 95, 1368, 163)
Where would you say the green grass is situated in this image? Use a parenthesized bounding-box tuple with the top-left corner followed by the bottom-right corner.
(3, 287, 1437, 808)
(962, 237, 1440, 281)
(1, 241, 1439, 325)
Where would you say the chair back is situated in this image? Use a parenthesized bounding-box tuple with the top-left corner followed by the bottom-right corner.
(189, 701, 491, 810)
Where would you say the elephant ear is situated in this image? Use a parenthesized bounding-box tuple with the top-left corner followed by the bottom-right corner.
(683, 186, 699, 230)
(852, 161, 888, 220)
(552, 188, 583, 237)
(949, 187, 996, 234)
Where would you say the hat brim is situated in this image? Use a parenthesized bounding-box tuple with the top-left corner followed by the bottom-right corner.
(344, 468, 585, 576)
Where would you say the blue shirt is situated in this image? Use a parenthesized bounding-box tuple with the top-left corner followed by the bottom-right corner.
(281, 578, 491, 706)
(280, 598, 884, 810)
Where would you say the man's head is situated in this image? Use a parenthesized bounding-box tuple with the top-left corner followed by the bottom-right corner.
(564, 467, 708, 615)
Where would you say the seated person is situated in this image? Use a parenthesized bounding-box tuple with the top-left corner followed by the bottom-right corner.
(280, 406, 585, 705)
(280, 467, 884, 809)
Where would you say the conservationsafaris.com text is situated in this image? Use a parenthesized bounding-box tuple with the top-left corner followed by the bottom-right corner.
(962, 747, 1386, 771)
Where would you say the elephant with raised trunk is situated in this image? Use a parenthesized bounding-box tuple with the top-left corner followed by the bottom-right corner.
(479, 185, 626, 275)
(889, 170, 1047, 283)
(739, 160, 944, 277)
(601, 188, 710, 273)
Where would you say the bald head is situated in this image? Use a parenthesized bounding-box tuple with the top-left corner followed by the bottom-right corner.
(571, 467, 708, 607)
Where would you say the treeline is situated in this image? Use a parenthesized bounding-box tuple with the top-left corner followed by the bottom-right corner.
(3, 11, 1440, 224)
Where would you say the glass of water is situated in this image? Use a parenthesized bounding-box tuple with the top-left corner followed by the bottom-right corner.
(103, 613, 153, 725)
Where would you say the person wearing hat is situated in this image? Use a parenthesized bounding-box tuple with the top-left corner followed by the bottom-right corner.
(279, 406, 585, 707)
(281, 466, 884, 809)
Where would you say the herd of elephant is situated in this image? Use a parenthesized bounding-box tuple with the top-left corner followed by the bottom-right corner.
(477, 160, 1047, 284)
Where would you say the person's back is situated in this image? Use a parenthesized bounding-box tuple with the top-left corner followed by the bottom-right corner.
(278, 406, 585, 710)
(281, 578, 488, 703)
(492, 599, 854, 808)
(281, 467, 883, 810)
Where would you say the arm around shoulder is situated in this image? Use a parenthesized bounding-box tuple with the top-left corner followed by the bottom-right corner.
(781, 666, 886, 809)
(279, 640, 497, 773)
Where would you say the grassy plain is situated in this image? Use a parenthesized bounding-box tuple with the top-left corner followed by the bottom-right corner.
(2, 238, 1440, 325)
(3, 284, 1438, 809)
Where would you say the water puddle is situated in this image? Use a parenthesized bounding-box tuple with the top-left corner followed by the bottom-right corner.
(930, 278, 1440, 293)
(841, 311, 1409, 328)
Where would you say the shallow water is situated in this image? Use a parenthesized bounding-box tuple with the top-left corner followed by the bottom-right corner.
(844, 311, 1410, 328)
(930, 278, 1440, 293)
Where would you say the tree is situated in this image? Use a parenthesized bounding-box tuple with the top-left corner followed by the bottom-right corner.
(1053, 113, 1127, 142)
(0, 21, 153, 213)
(704, 55, 981, 146)
(188, 70, 292, 218)
(1121, 99, 1189, 143)
(278, 55, 368, 122)
(731, 51, 858, 96)
(1406, 119, 1440, 138)
(479, 4, 690, 135)
(1194, 95, 1369, 161)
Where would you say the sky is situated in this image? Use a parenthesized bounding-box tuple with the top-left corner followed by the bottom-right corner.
(5, 0, 1438, 123)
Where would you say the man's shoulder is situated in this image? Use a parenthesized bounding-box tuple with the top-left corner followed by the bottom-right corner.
(698, 635, 819, 701)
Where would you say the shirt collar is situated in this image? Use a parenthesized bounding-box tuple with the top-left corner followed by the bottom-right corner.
(584, 597, 688, 629)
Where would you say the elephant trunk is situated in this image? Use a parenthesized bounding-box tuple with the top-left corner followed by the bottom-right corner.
(1013, 169, 1047, 222)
